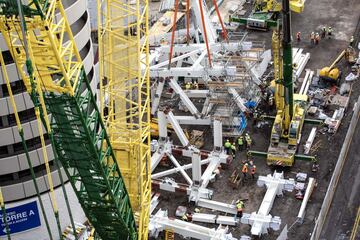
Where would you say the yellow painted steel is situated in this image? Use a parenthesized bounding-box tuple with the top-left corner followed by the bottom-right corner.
(0, 2, 83, 96)
(97, 0, 152, 239)
(1, 48, 59, 215)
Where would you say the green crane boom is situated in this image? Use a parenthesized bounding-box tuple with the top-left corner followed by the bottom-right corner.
(0, 1, 137, 239)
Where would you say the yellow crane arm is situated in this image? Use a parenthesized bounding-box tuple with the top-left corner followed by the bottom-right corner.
(329, 50, 346, 70)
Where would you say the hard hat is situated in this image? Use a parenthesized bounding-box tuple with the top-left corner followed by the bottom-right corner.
(226, 139, 230, 142)
(329, 27, 332, 29)
(245, 163, 248, 166)
(253, 165, 256, 168)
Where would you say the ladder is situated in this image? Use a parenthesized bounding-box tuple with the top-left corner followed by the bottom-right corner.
(0, 1, 137, 239)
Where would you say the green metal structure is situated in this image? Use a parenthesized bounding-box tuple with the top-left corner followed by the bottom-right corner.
(0, 1, 137, 239)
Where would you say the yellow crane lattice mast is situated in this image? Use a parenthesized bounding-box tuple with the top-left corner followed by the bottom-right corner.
(97, 0, 152, 239)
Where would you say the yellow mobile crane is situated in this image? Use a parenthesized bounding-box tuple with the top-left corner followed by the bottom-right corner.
(266, 0, 308, 166)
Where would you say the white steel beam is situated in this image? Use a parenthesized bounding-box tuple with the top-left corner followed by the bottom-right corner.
(150, 193, 161, 214)
(213, 119, 223, 150)
(149, 210, 237, 240)
(151, 49, 203, 69)
(186, 90, 210, 98)
(151, 158, 211, 179)
(192, 150, 202, 185)
(192, 213, 238, 226)
(151, 151, 165, 173)
(169, 78, 201, 118)
(201, 157, 222, 188)
(297, 178, 316, 223)
(304, 127, 317, 155)
(150, 65, 237, 78)
(197, 198, 237, 215)
(158, 111, 168, 139)
(241, 171, 295, 236)
(166, 152, 193, 185)
(166, 111, 190, 146)
(151, 79, 165, 115)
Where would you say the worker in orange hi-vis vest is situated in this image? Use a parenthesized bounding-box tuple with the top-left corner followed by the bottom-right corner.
(242, 163, 248, 179)
(251, 165, 256, 179)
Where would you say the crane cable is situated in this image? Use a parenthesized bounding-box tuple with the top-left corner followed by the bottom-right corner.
(0, 188, 11, 240)
(0, 48, 53, 240)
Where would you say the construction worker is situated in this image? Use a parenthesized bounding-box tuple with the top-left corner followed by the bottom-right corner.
(296, 31, 301, 42)
(224, 139, 231, 155)
(251, 165, 256, 179)
(237, 135, 244, 151)
(315, 32, 320, 45)
(194, 208, 201, 213)
(321, 27, 326, 38)
(350, 36, 354, 46)
(236, 200, 245, 218)
(328, 27, 333, 38)
(182, 212, 192, 222)
(231, 142, 237, 158)
(242, 163, 248, 179)
(185, 82, 192, 90)
(310, 32, 315, 45)
(245, 133, 252, 149)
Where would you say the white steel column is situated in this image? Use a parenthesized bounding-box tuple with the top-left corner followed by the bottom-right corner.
(213, 119, 223, 150)
(158, 111, 168, 139)
(151, 79, 165, 115)
(228, 87, 248, 112)
(192, 150, 202, 186)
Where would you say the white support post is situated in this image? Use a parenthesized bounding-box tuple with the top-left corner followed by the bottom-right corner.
(169, 78, 201, 118)
(158, 111, 168, 139)
(166, 152, 193, 185)
(151, 79, 165, 115)
(166, 111, 190, 146)
(213, 119, 223, 150)
(192, 150, 202, 186)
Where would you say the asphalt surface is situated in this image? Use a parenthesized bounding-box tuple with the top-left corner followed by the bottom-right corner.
(320, 101, 360, 240)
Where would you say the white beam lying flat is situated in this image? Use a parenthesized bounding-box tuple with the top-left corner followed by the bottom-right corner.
(151, 158, 211, 179)
(197, 198, 237, 215)
(166, 153, 193, 185)
(297, 178, 316, 223)
(166, 111, 190, 146)
(169, 78, 201, 118)
(149, 210, 237, 240)
(151, 79, 165, 115)
(304, 127, 317, 155)
(241, 171, 295, 236)
(192, 213, 238, 226)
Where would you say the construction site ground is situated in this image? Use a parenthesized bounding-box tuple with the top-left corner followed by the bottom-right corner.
(150, 0, 360, 239)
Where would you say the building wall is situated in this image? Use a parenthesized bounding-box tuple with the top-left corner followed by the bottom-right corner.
(0, 0, 95, 238)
